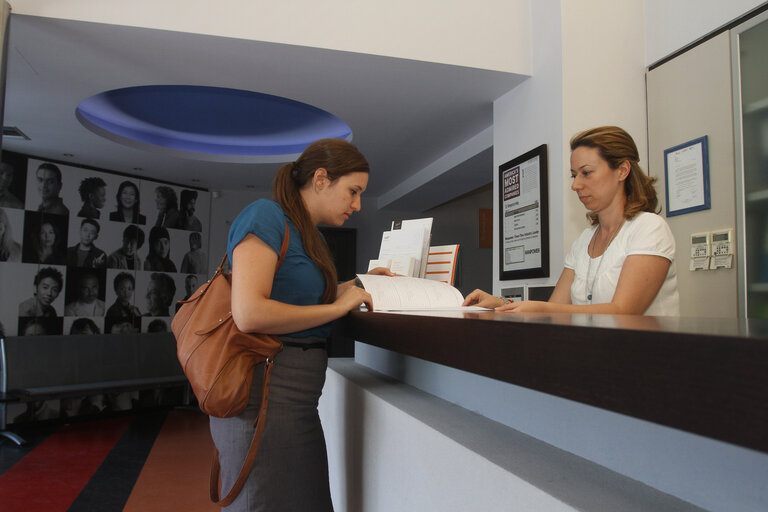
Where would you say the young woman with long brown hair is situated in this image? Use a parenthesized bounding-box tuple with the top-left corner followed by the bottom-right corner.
(210, 138, 388, 511)
(464, 126, 679, 315)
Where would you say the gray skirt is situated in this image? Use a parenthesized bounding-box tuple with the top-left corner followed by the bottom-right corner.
(209, 336, 333, 512)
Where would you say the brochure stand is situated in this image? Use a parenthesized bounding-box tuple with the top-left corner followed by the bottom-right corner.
(425, 244, 459, 285)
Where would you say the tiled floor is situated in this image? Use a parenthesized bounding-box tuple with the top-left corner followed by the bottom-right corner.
(0, 409, 218, 512)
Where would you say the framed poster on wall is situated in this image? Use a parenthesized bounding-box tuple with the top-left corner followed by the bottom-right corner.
(498, 144, 549, 280)
(663, 135, 711, 217)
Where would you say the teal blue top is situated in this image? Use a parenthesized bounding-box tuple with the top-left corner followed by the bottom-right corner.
(227, 199, 331, 338)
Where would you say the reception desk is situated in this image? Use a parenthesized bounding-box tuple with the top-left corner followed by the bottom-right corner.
(338, 310, 768, 455)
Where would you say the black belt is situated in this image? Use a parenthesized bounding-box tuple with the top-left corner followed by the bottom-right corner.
(281, 341, 327, 351)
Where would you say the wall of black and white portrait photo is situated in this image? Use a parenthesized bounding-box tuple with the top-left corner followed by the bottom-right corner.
(0, 151, 210, 336)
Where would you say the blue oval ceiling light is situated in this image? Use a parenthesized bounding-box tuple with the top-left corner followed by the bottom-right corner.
(76, 85, 352, 162)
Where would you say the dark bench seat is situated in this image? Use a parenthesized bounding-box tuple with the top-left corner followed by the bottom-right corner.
(1, 333, 189, 445)
(9, 375, 188, 401)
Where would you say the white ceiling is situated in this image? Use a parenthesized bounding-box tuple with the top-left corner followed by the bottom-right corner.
(2, 14, 526, 208)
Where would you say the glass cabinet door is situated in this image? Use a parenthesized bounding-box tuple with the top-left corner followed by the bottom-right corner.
(734, 14, 768, 317)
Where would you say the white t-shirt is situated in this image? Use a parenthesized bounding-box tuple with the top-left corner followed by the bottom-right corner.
(564, 212, 680, 316)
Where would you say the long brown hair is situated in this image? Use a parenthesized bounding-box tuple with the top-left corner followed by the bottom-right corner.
(272, 138, 369, 303)
(570, 126, 658, 225)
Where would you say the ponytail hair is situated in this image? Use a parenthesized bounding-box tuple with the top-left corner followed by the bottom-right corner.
(273, 138, 370, 303)
(570, 126, 659, 225)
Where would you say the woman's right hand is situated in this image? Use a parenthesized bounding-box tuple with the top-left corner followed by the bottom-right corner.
(334, 285, 373, 314)
(462, 289, 506, 309)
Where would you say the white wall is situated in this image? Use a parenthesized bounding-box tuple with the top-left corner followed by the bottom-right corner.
(645, 0, 766, 65)
(561, 0, 647, 254)
(493, 0, 565, 293)
(11, 0, 532, 74)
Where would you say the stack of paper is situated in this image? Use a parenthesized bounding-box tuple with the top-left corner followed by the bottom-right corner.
(375, 218, 433, 278)
(391, 218, 433, 278)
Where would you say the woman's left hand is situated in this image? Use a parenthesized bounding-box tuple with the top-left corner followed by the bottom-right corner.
(495, 300, 550, 313)
(367, 267, 397, 276)
(337, 268, 397, 299)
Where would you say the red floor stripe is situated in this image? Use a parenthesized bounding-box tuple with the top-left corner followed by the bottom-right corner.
(123, 409, 218, 512)
(0, 417, 132, 512)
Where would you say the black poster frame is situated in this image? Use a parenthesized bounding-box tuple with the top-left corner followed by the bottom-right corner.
(498, 144, 549, 281)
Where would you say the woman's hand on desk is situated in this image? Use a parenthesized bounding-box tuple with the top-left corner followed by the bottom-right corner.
(463, 292, 554, 312)
(462, 289, 507, 309)
(495, 300, 550, 313)
(335, 285, 373, 313)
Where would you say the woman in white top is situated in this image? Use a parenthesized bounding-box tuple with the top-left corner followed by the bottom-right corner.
(464, 126, 680, 316)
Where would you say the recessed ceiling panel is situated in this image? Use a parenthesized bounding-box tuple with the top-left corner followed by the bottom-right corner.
(75, 85, 352, 162)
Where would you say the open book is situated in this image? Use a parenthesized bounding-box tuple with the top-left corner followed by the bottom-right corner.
(356, 274, 489, 311)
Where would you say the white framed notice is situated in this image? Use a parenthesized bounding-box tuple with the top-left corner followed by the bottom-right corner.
(498, 144, 549, 280)
(664, 136, 711, 217)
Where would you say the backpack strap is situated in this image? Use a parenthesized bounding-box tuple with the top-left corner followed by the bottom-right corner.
(208, 220, 289, 506)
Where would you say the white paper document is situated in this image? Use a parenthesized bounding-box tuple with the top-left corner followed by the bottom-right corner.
(356, 274, 488, 311)
(378, 229, 427, 278)
(367, 259, 391, 271)
(666, 142, 706, 212)
(393, 218, 433, 278)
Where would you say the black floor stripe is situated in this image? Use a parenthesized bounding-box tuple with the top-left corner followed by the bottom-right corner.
(66, 410, 168, 512)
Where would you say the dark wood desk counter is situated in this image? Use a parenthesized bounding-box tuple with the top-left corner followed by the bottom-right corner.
(338, 310, 768, 454)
